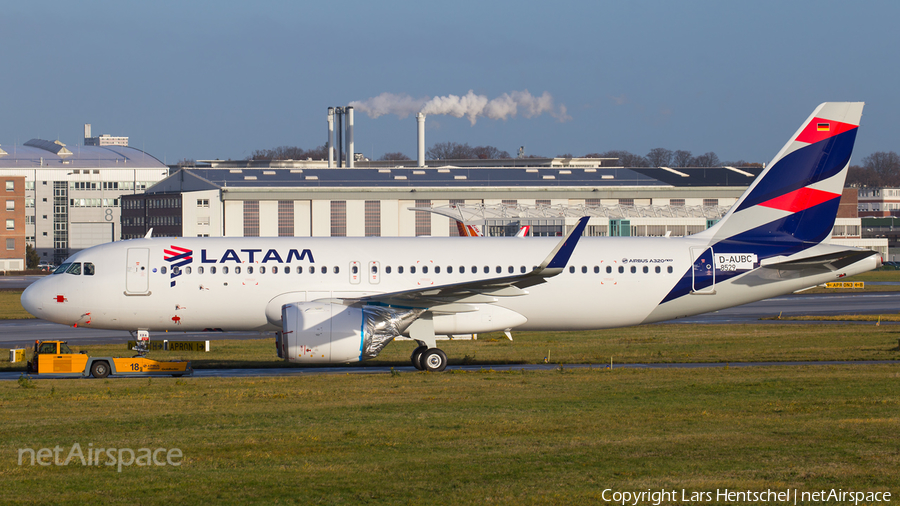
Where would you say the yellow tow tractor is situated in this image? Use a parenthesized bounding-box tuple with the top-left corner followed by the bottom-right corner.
(25, 340, 192, 378)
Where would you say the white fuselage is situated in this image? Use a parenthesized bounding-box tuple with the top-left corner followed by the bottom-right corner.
(20, 235, 877, 335)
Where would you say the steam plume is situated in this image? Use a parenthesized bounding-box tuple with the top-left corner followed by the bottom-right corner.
(349, 90, 570, 124)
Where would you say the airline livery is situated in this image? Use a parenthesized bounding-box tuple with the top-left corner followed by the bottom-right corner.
(21, 103, 878, 372)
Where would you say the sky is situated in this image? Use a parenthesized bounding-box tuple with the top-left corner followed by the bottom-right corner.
(2, 0, 898, 165)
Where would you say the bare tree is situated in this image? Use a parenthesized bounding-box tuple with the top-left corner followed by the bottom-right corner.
(672, 150, 693, 167)
(692, 152, 720, 167)
(646, 148, 673, 167)
(251, 145, 328, 161)
(427, 142, 509, 160)
(472, 145, 511, 159)
(596, 150, 649, 167)
(427, 142, 472, 160)
(380, 152, 412, 161)
(846, 164, 882, 187)
(862, 151, 900, 186)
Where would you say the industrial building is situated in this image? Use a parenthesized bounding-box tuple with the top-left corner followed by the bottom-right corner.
(122, 162, 764, 240)
(0, 137, 169, 264)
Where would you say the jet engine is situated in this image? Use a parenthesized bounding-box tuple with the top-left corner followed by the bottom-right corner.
(280, 302, 423, 364)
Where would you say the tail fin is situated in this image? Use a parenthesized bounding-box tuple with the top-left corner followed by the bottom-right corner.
(701, 102, 863, 258)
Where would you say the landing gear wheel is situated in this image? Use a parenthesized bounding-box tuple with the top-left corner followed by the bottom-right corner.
(91, 361, 110, 379)
(421, 348, 448, 372)
(410, 346, 428, 370)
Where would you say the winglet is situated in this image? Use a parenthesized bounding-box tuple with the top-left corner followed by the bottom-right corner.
(144, 228, 154, 239)
(540, 217, 589, 270)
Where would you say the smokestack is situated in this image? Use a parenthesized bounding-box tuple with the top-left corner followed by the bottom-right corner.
(336, 108, 343, 168)
(417, 113, 425, 167)
(346, 106, 354, 168)
(84, 124, 91, 140)
(327, 108, 334, 168)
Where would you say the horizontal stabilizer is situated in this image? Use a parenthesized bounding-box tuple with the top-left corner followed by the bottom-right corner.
(761, 249, 878, 271)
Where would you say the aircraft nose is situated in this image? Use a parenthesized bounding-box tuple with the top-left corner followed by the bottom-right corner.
(20, 281, 44, 317)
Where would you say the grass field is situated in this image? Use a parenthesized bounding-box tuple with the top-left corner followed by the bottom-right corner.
(3, 323, 900, 373)
(1, 365, 898, 505)
(3, 279, 900, 504)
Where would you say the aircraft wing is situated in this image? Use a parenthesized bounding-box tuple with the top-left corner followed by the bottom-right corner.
(340, 217, 588, 310)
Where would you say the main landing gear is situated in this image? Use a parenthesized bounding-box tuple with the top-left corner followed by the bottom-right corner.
(405, 313, 448, 372)
(410, 344, 448, 372)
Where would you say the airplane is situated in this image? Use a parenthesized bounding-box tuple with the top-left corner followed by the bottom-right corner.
(455, 221, 530, 237)
(21, 102, 878, 372)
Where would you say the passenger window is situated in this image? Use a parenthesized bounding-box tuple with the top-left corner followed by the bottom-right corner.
(321, 266, 327, 274)
(235, 266, 241, 274)
(569, 266, 575, 273)
(260, 266, 266, 274)
(471, 266, 477, 274)
(84, 263, 95, 276)
(161, 266, 167, 274)
(496, 266, 501, 274)
(410, 266, 416, 274)
(423, 266, 429, 274)
(594, 266, 599, 273)
(272, 266, 278, 274)
(483, 266, 489, 274)
(508, 266, 514, 274)
(309, 266, 314, 274)
(447, 266, 453, 274)
(372, 265, 378, 273)
(618, 266, 624, 274)
(198, 266, 204, 274)
(607, 266, 612, 274)
(667, 266, 673, 273)
(333, 266, 339, 274)
(186, 266, 192, 274)
(66, 263, 82, 275)
(434, 266, 440, 274)
(247, 266, 253, 274)
(643, 266, 648, 273)
(398, 266, 404, 274)
(352, 265, 359, 274)
(210, 266, 216, 274)
(630, 266, 636, 273)
(655, 266, 661, 274)
(386, 266, 391, 274)
(297, 266, 303, 274)
(582, 266, 587, 274)
(222, 266, 229, 274)
(521, 266, 526, 273)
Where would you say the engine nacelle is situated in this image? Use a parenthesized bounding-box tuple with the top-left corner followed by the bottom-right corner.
(281, 302, 422, 364)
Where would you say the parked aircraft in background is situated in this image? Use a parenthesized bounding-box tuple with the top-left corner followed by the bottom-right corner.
(21, 103, 877, 372)
(455, 222, 529, 237)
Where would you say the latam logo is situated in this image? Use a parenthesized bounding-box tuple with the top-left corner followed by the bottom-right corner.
(162, 246, 316, 287)
(164, 246, 193, 287)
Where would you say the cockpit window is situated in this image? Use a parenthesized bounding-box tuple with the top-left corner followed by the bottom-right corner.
(66, 263, 82, 275)
(84, 263, 95, 276)
(53, 263, 71, 275)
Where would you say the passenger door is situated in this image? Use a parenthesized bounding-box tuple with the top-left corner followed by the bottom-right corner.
(126, 248, 150, 295)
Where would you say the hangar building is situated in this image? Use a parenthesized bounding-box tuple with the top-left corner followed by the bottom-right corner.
(0, 139, 169, 264)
